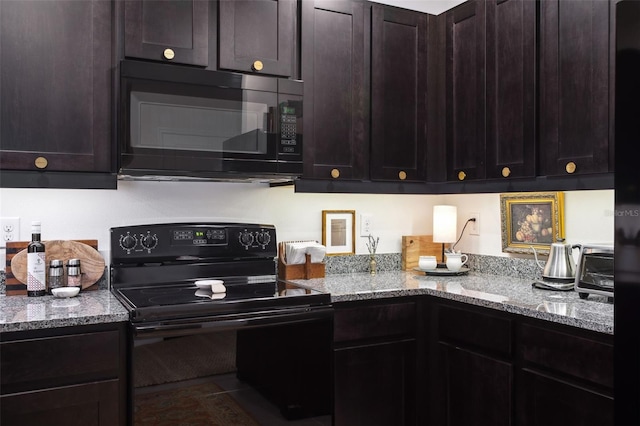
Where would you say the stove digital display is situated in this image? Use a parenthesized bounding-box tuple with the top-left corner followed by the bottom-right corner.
(172, 228, 228, 246)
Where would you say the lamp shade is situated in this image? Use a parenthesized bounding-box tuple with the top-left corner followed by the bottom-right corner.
(433, 205, 457, 243)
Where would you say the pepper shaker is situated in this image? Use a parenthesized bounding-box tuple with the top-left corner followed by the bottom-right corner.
(66, 258, 82, 290)
(48, 259, 64, 293)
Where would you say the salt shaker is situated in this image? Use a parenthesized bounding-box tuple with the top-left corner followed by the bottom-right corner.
(48, 259, 64, 293)
(66, 258, 82, 290)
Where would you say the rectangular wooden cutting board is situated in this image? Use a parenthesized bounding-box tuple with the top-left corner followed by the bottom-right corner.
(401, 235, 443, 271)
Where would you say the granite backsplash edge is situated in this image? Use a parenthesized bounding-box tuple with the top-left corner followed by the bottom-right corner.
(324, 253, 542, 280)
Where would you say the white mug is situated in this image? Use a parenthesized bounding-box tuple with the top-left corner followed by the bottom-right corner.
(445, 253, 468, 272)
(418, 255, 437, 271)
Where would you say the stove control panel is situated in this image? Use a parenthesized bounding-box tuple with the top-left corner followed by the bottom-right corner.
(110, 223, 277, 263)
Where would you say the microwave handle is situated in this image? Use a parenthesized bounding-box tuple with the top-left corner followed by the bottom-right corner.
(267, 106, 276, 133)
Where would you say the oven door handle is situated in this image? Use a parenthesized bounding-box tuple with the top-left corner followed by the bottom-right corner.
(132, 306, 333, 339)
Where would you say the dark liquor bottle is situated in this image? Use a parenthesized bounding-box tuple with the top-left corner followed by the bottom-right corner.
(27, 221, 46, 297)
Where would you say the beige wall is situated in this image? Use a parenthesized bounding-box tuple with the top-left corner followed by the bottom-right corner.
(0, 183, 613, 267)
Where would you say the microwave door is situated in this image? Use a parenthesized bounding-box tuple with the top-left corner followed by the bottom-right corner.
(130, 91, 275, 157)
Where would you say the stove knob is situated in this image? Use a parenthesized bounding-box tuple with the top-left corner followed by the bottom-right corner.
(256, 230, 271, 246)
(120, 234, 137, 250)
(141, 233, 158, 250)
(239, 231, 255, 247)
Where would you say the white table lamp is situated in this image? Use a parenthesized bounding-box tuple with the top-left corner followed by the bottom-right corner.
(433, 205, 457, 265)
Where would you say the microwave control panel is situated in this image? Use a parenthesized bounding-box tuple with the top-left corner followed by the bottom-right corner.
(279, 102, 301, 156)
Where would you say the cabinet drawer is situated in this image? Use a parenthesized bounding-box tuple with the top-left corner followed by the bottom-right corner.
(1, 330, 120, 394)
(334, 301, 416, 343)
(520, 323, 613, 389)
(438, 304, 512, 357)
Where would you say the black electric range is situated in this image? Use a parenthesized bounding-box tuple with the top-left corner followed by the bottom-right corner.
(110, 223, 331, 336)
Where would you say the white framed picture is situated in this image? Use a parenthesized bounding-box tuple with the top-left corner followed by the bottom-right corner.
(321, 210, 355, 255)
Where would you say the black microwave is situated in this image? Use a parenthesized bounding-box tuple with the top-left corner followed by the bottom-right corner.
(118, 60, 303, 183)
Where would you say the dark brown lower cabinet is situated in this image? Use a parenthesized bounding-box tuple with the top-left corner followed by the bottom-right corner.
(333, 296, 612, 426)
(426, 298, 613, 426)
(0, 323, 128, 426)
(333, 300, 417, 426)
(429, 301, 514, 425)
(1, 380, 120, 426)
(334, 339, 416, 426)
(437, 344, 513, 426)
(517, 370, 613, 426)
(516, 321, 614, 426)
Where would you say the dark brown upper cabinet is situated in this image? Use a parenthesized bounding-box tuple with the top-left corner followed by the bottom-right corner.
(539, 0, 613, 177)
(485, 0, 536, 180)
(218, 0, 296, 77)
(444, 0, 486, 182)
(0, 0, 114, 174)
(446, 0, 541, 183)
(370, 4, 429, 182)
(124, 0, 209, 67)
(301, 0, 368, 180)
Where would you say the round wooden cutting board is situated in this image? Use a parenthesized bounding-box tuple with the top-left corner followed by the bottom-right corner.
(11, 240, 105, 289)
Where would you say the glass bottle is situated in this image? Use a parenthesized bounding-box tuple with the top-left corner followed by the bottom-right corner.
(27, 221, 46, 297)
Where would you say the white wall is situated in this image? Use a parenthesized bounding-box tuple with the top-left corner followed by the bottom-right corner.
(0, 182, 614, 267)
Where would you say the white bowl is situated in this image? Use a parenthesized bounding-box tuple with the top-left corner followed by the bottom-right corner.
(51, 287, 80, 298)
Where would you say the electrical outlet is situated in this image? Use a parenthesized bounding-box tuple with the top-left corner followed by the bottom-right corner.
(360, 213, 373, 237)
(470, 213, 480, 236)
(1, 217, 20, 242)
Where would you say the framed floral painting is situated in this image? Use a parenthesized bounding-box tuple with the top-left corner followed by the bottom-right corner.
(500, 192, 565, 255)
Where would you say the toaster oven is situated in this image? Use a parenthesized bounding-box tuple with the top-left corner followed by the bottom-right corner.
(575, 244, 614, 300)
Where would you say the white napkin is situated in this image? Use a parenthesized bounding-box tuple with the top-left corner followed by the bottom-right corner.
(211, 282, 226, 294)
(285, 242, 326, 264)
(195, 279, 226, 294)
(306, 243, 326, 263)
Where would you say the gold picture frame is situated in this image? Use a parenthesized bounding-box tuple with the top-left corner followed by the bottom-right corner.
(500, 192, 565, 255)
(322, 210, 356, 255)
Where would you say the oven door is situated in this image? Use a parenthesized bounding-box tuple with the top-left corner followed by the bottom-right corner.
(118, 61, 302, 181)
(129, 307, 333, 425)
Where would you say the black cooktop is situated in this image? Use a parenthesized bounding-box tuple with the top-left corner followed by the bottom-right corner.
(118, 281, 324, 309)
(113, 280, 330, 323)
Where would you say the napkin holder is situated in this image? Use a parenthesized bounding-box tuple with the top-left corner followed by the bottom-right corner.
(277, 241, 325, 280)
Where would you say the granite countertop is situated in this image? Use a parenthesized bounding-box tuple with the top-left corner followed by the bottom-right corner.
(0, 290, 129, 333)
(287, 271, 614, 335)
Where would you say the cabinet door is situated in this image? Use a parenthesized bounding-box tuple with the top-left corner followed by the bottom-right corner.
(301, 0, 368, 180)
(219, 0, 295, 77)
(434, 344, 513, 426)
(444, 0, 486, 182)
(0, 0, 113, 173)
(430, 302, 514, 425)
(124, 0, 209, 66)
(370, 5, 428, 182)
(539, 0, 612, 176)
(485, 0, 536, 179)
(334, 340, 416, 426)
(1, 379, 121, 426)
(517, 370, 613, 426)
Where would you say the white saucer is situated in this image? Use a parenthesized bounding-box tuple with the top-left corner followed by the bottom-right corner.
(414, 267, 470, 276)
